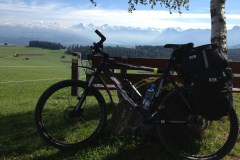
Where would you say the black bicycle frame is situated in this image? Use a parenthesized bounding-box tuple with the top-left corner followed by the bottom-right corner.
(87, 57, 156, 107)
(77, 54, 191, 124)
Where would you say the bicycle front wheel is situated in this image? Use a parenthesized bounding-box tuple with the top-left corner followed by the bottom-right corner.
(35, 80, 107, 149)
(157, 103, 239, 159)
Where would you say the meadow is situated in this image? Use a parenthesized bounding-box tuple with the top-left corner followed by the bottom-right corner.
(0, 45, 239, 160)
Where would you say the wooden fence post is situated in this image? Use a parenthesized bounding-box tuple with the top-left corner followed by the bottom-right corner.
(71, 52, 81, 96)
(86, 56, 93, 82)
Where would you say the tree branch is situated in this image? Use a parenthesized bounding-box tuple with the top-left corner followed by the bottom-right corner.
(90, 0, 189, 14)
(128, 0, 189, 14)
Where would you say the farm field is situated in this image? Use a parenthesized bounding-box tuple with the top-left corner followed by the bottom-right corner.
(0, 45, 240, 160)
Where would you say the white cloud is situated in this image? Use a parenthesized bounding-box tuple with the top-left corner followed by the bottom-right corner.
(0, 1, 239, 30)
(227, 14, 240, 19)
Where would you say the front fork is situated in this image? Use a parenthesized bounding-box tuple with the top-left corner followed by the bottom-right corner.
(69, 77, 95, 117)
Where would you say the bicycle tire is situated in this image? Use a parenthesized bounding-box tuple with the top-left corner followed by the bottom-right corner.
(157, 89, 239, 160)
(35, 80, 107, 149)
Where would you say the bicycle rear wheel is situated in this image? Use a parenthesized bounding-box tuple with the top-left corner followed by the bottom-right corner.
(35, 80, 107, 149)
(156, 89, 239, 160)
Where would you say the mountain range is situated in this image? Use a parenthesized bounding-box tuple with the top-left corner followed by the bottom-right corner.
(0, 23, 239, 48)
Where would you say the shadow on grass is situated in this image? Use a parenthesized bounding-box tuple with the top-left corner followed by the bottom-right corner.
(35, 136, 176, 160)
(0, 110, 81, 159)
(0, 102, 207, 160)
(102, 137, 176, 160)
(0, 112, 37, 156)
(0, 109, 175, 160)
(0, 111, 39, 156)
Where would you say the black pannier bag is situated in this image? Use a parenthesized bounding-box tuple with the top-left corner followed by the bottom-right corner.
(175, 44, 233, 120)
(192, 68, 233, 120)
(179, 44, 228, 76)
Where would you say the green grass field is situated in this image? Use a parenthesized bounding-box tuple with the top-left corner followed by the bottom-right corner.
(0, 45, 240, 160)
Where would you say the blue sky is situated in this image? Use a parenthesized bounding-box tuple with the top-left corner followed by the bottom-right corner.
(0, 0, 239, 30)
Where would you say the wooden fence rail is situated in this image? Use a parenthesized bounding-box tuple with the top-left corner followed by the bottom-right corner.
(72, 53, 240, 92)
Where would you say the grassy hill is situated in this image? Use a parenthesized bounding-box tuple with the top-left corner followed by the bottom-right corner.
(0, 45, 71, 82)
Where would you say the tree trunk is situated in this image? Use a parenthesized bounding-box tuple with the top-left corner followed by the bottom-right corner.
(210, 0, 227, 58)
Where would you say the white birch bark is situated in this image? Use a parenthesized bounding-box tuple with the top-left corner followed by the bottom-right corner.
(211, 0, 227, 58)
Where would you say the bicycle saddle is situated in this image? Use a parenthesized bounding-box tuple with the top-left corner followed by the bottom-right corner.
(164, 43, 194, 50)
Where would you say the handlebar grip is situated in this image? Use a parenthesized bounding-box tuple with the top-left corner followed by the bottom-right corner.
(95, 30, 106, 44)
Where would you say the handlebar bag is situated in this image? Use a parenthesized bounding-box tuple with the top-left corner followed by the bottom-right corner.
(179, 44, 228, 76)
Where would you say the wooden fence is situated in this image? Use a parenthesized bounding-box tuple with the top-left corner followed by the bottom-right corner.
(72, 53, 240, 92)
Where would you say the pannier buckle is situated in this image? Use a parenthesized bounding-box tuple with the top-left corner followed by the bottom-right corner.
(209, 78, 218, 82)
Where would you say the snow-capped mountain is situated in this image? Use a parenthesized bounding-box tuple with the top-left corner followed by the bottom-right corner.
(0, 23, 239, 47)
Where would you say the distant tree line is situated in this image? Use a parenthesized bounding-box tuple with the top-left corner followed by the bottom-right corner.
(65, 45, 172, 59)
(29, 40, 65, 50)
(65, 44, 240, 61)
(228, 48, 240, 61)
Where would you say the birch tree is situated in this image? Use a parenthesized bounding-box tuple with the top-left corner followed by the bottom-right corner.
(211, 0, 227, 57)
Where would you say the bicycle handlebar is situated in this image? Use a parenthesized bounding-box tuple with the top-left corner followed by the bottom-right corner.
(90, 30, 169, 74)
(91, 30, 106, 54)
(95, 30, 106, 45)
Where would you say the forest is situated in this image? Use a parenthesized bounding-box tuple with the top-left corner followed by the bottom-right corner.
(25, 40, 240, 61)
(65, 44, 240, 61)
(29, 40, 66, 50)
(66, 45, 173, 60)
